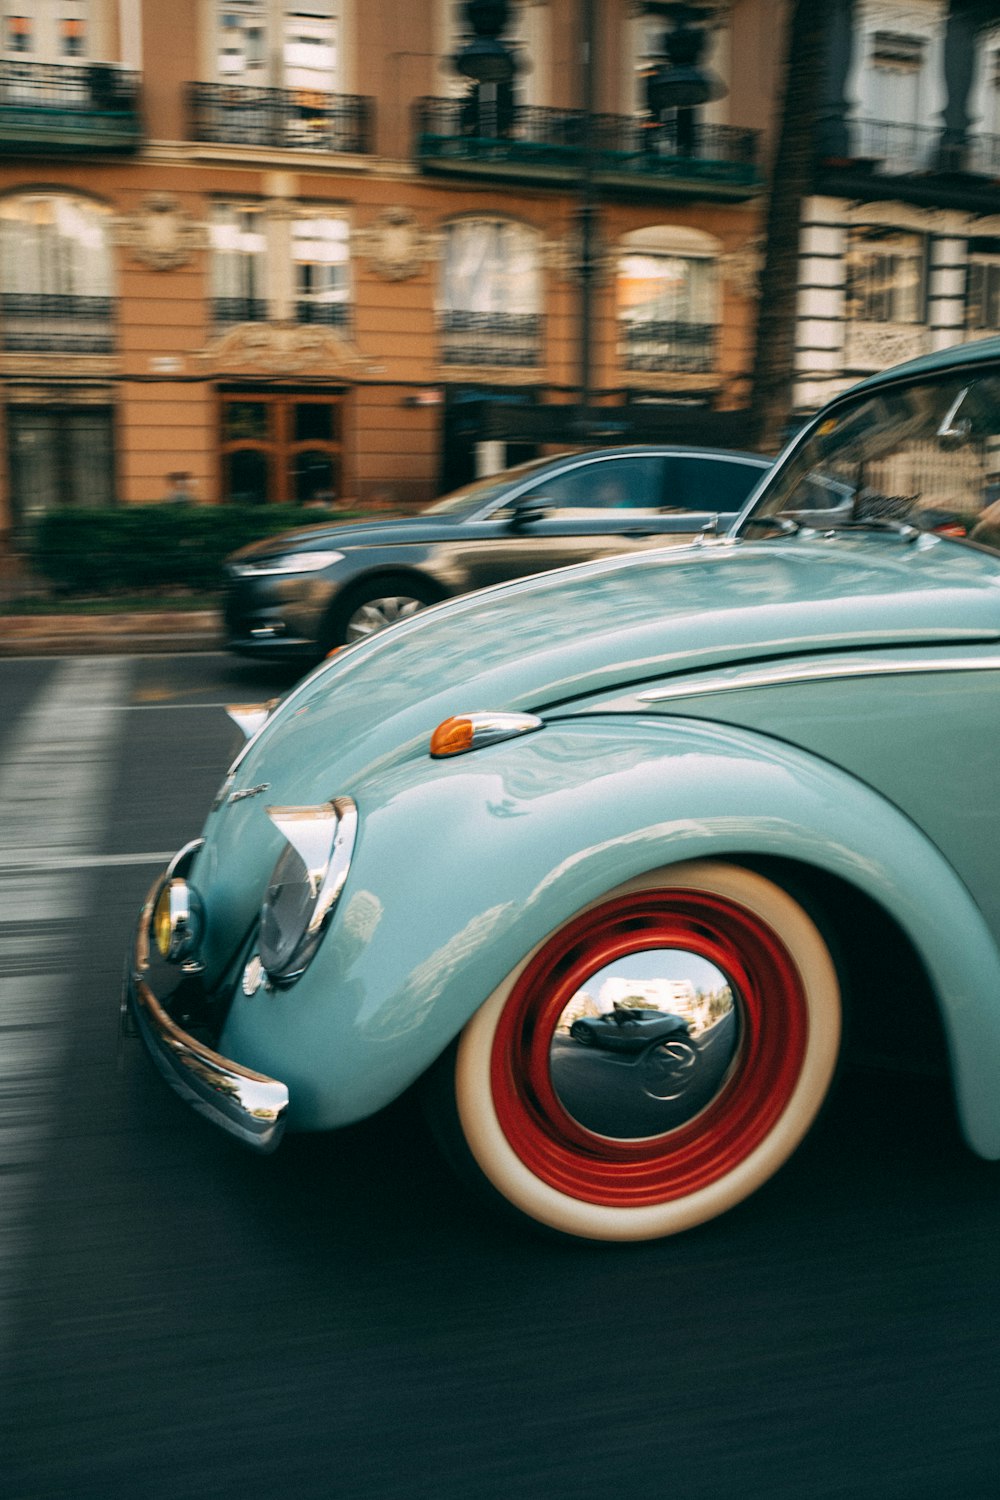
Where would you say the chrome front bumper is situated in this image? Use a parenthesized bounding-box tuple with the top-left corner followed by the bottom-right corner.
(122, 862, 289, 1153)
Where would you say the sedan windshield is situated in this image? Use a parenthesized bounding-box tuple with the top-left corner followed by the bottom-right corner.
(738, 369, 1000, 551)
(422, 457, 561, 518)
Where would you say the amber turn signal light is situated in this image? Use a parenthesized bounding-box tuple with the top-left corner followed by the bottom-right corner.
(430, 716, 475, 757)
(429, 711, 544, 759)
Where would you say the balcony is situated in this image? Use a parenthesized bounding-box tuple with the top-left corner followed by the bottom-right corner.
(189, 84, 373, 155)
(817, 118, 1000, 211)
(0, 293, 114, 354)
(295, 300, 350, 327)
(619, 320, 717, 375)
(414, 98, 762, 200)
(439, 311, 543, 368)
(212, 298, 351, 329)
(0, 61, 141, 154)
(212, 297, 269, 328)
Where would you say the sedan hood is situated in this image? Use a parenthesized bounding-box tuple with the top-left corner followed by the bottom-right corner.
(233, 533, 1000, 803)
(228, 512, 474, 560)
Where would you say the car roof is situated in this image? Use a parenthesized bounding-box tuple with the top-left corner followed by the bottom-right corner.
(541, 446, 771, 466)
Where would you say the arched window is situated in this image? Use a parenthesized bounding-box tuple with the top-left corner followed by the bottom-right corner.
(439, 217, 541, 367)
(616, 226, 720, 375)
(0, 190, 114, 352)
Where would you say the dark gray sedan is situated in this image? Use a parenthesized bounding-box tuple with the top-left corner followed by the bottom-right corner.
(223, 445, 772, 660)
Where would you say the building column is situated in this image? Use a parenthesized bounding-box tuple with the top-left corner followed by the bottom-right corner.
(927, 227, 969, 352)
(793, 197, 848, 415)
(117, 0, 142, 70)
(815, 0, 856, 162)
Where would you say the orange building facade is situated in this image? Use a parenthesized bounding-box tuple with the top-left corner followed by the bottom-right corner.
(0, 0, 785, 541)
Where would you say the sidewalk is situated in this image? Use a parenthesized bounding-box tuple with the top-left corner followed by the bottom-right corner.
(0, 610, 221, 657)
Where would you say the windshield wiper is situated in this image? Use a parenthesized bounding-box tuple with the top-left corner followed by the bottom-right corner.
(818, 518, 920, 541)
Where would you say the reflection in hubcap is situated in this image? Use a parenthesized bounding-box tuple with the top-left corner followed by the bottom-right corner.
(549, 948, 740, 1139)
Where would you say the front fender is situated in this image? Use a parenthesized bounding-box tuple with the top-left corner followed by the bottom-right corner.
(219, 716, 1000, 1156)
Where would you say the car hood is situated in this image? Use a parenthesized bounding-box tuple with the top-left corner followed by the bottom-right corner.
(196, 532, 1000, 973)
(230, 532, 1000, 796)
(227, 513, 474, 560)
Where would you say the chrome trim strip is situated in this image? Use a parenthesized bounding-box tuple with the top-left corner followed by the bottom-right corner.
(261, 795, 358, 984)
(226, 699, 280, 741)
(636, 653, 1000, 705)
(127, 861, 288, 1153)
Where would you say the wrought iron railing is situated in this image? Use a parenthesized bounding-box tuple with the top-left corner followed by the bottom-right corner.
(439, 311, 543, 368)
(964, 131, 1000, 176)
(189, 83, 373, 154)
(212, 296, 268, 326)
(849, 118, 938, 173)
(833, 118, 1000, 178)
(619, 320, 716, 374)
(414, 98, 760, 184)
(295, 300, 350, 327)
(0, 60, 141, 149)
(0, 293, 114, 353)
(0, 59, 138, 110)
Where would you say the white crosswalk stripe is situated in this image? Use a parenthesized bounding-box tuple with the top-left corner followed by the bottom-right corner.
(0, 657, 133, 1349)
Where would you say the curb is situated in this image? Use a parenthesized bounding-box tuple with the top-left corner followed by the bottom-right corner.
(0, 611, 222, 657)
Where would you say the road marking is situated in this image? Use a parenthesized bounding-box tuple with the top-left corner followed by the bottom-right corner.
(3, 852, 177, 873)
(0, 656, 133, 1352)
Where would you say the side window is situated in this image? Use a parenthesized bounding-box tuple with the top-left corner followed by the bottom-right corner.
(529, 458, 664, 510)
(662, 457, 765, 512)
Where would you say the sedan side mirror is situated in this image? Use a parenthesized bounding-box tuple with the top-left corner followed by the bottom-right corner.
(509, 493, 552, 529)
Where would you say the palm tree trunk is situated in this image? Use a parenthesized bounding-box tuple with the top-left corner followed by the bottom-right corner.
(749, 0, 828, 452)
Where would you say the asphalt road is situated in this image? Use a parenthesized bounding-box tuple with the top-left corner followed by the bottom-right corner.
(1, 651, 999, 1500)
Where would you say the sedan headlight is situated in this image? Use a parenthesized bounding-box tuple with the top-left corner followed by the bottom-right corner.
(254, 797, 358, 987)
(232, 549, 345, 577)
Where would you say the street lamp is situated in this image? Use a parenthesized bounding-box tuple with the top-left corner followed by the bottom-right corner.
(452, 0, 518, 137)
(643, 2, 725, 157)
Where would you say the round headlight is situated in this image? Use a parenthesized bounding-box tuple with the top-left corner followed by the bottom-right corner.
(153, 883, 174, 958)
(257, 797, 357, 986)
(151, 876, 203, 965)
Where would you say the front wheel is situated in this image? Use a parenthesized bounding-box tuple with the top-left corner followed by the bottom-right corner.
(322, 575, 439, 650)
(431, 862, 841, 1243)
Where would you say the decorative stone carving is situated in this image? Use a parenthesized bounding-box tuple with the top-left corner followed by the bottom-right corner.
(114, 193, 207, 270)
(438, 364, 543, 385)
(843, 322, 929, 372)
(198, 321, 377, 377)
(721, 238, 763, 298)
(0, 353, 118, 380)
(358, 207, 432, 281)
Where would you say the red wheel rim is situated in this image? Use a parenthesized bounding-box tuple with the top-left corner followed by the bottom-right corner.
(490, 889, 810, 1207)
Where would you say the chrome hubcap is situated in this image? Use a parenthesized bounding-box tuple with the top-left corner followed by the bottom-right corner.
(549, 948, 740, 1139)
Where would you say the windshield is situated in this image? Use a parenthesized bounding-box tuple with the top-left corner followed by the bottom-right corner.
(422, 456, 564, 518)
(738, 369, 1000, 551)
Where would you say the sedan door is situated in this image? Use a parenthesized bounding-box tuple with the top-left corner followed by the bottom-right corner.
(452, 454, 726, 593)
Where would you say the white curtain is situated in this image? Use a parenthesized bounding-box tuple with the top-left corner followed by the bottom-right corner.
(0, 194, 112, 298)
(442, 219, 539, 315)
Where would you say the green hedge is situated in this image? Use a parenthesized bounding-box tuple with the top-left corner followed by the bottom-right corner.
(24, 505, 362, 595)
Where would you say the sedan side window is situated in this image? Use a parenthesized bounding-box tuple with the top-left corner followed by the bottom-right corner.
(528, 457, 664, 511)
(661, 456, 766, 512)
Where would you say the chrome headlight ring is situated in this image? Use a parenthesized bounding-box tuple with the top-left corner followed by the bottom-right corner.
(255, 796, 358, 987)
(143, 839, 206, 974)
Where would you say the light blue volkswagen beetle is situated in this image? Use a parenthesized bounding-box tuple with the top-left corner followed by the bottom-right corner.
(125, 337, 1000, 1242)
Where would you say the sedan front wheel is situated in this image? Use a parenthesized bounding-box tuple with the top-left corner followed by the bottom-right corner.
(323, 576, 440, 650)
